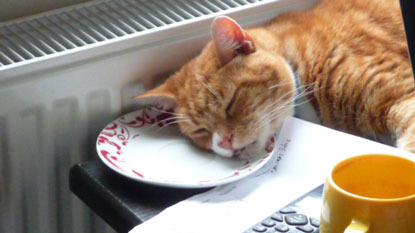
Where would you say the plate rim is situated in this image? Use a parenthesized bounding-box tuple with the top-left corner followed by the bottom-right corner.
(96, 108, 275, 188)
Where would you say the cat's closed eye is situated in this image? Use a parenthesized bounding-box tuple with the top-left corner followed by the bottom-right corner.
(135, 1, 415, 158)
(226, 93, 237, 116)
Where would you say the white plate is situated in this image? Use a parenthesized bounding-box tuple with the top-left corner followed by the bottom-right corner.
(96, 106, 275, 188)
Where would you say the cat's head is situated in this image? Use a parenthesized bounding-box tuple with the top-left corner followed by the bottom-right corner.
(135, 16, 296, 158)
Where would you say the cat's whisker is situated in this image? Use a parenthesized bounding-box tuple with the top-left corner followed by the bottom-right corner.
(293, 85, 321, 101)
(153, 119, 192, 134)
(261, 112, 289, 130)
(163, 116, 191, 120)
(258, 88, 298, 124)
(268, 81, 294, 90)
(147, 116, 191, 130)
(257, 85, 321, 130)
(299, 81, 316, 89)
(257, 105, 293, 131)
(258, 101, 291, 127)
(257, 83, 318, 127)
(156, 116, 191, 125)
(254, 108, 286, 132)
(254, 102, 290, 132)
(255, 104, 289, 131)
(201, 76, 221, 100)
(292, 98, 313, 109)
(255, 85, 318, 130)
(258, 100, 291, 125)
(261, 89, 296, 115)
(151, 108, 188, 116)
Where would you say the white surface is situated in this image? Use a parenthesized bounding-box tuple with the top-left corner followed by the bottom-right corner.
(96, 107, 274, 188)
(129, 116, 413, 233)
(0, 1, 320, 231)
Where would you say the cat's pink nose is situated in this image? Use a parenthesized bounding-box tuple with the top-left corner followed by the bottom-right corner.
(219, 135, 233, 150)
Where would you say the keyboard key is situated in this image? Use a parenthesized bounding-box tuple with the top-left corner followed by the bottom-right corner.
(288, 230, 303, 233)
(285, 214, 308, 226)
(265, 229, 278, 233)
(274, 223, 289, 232)
(271, 213, 284, 222)
(309, 218, 320, 227)
(296, 225, 314, 232)
(262, 218, 276, 227)
(313, 229, 320, 233)
(279, 207, 296, 214)
(253, 224, 268, 232)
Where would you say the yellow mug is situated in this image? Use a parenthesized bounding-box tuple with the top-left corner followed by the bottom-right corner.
(320, 154, 415, 233)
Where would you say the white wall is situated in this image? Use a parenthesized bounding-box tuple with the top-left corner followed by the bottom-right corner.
(0, 1, 320, 233)
(0, 0, 91, 22)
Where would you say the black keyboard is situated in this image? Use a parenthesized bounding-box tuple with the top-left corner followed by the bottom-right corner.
(243, 185, 323, 233)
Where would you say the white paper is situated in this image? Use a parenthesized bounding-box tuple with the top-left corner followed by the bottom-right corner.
(129, 117, 413, 233)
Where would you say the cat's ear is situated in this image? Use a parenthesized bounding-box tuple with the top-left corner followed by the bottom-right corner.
(211, 16, 256, 66)
(133, 83, 177, 108)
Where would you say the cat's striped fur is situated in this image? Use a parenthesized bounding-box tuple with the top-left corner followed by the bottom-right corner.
(136, 0, 415, 157)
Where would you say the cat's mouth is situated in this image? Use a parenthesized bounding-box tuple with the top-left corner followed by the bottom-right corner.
(232, 140, 258, 158)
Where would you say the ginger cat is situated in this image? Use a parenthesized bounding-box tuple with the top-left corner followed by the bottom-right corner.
(135, 0, 415, 158)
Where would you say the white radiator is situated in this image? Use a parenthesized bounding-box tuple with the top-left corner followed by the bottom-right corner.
(0, 0, 318, 232)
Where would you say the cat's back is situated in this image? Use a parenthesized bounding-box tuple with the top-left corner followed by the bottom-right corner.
(269, 0, 414, 136)
(317, 0, 405, 41)
(271, 0, 406, 51)
(297, 0, 410, 75)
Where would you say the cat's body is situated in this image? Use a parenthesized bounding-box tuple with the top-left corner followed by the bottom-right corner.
(137, 0, 415, 157)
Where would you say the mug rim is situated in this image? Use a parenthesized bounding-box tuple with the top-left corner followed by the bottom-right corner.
(328, 153, 415, 202)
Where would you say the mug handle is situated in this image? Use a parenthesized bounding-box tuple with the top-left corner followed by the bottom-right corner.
(344, 220, 370, 233)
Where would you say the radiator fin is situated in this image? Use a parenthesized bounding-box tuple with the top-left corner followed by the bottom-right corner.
(0, 0, 262, 68)
(0, 1, 320, 233)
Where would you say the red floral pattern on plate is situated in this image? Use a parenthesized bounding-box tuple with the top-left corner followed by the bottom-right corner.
(96, 106, 275, 188)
